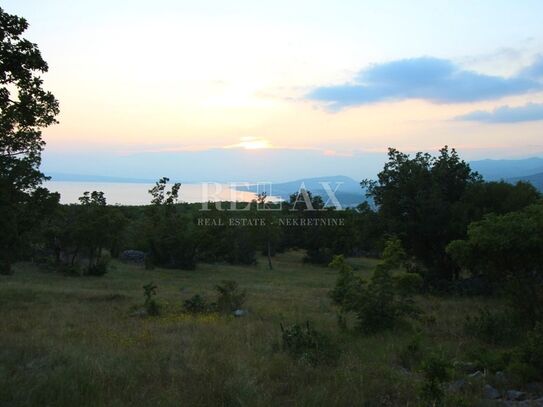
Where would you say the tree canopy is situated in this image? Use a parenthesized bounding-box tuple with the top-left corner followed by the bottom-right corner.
(0, 7, 59, 274)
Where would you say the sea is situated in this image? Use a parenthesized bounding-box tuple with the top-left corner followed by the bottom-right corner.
(45, 181, 266, 206)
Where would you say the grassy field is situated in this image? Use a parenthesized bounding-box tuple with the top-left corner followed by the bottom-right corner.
(1, 251, 500, 406)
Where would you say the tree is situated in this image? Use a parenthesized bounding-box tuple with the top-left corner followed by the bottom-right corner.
(328, 240, 419, 334)
(255, 192, 280, 270)
(456, 180, 540, 223)
(362, 146, 481, 283)
(0, 8, 59, 274)
(50, 191, 125, 275)
(447, 204, 543, 324)
(145, 178, 197, 269)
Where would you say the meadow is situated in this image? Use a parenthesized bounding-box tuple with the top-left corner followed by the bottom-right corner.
(0, 251, 503, 406)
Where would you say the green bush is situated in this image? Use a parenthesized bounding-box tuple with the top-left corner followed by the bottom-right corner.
(143, 282, 160, 316)
(215, 280, 246, 314)
(466, 347, 511, 373)
(464, 308, 519, 345)
(511, 322, 543, 381)
(280, 321, 339, 366)
(393, 271, 423, 295)
(329, 255, 419, 334)
(419, 353, 452, 406)
(355, 265, 419, 333)
(397, 333, 424, 370)
(86, 256, 109, 276)
(355, 265, 400, 332)
(183, 294, 209, 314)
(328, 255, 362, 307)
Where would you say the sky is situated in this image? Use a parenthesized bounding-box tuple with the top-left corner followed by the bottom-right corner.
(4, 0, 543, 181)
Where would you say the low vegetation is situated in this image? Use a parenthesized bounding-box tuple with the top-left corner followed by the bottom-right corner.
(2, 7, 543, 404)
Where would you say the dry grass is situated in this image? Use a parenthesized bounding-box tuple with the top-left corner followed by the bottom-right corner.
(0, 251, 496, 406)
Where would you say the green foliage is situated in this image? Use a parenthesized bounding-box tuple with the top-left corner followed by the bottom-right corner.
(459, 180, 540, 220)
(393, 271, 423, 295)
(143, 282, 160, 316)
(397, 333, 424, 370)
(144, 178, 197, 270)
(280, 321, 339, 366)
(419, 353, 452, 406)
(463, 308, 519, 345)
(0, 7, 60, 274)
(183, 294, 209, 314)
(380, 236, 406, 269)
(355, 265, 400, 333)
(447, 203, 543, 323)
(328, 255, 362, 307)
(87, 256, 110, 277)
(47, 191, 126, 276)
(512, 322, 543, 381)
(215, 280, 246, 314)
(329, 247, 419, 334)
(362, 146, 482, 282)
(149, 177, 181, 206)
(466, 347, 511, 373)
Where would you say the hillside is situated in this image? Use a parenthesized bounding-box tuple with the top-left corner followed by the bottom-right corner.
(239, 175, 366, 207)
(508, 172, 543, 191)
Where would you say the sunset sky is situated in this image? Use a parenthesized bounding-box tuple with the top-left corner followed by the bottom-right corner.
(4, 0, 543, 180)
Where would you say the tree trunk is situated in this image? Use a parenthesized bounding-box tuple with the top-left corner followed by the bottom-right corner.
(0, 254, 13, 275)
(267, 240, 273, 270)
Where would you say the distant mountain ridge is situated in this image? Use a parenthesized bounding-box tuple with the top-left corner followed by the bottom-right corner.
(469, 157, 543, 191)
(240, 175, 366, 207)
(46, 156, 543, 198)
(507, 172, 543, 191)
(469, 157, 543, 180)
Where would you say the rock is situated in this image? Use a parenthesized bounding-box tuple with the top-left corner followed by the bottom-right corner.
(449, 379, 468, 392)
(469, 370, 484, 379)
(484, 384, 501, 400)
(525, 382, 543, 395)
(233, 309, 248, 317)
(506, 390, 526, 401)
(120, 250, 146, 264)
(131, 308, 148, 317)
(398, 366, 411, 375)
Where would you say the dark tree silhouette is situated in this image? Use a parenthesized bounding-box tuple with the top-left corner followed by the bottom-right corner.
(0, 7, 60, 274)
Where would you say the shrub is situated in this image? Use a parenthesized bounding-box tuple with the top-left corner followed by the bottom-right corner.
(393, 271, 423, 296)
(466, 347, 511, 373)
(397, 333, 424, 370)
(464, 308, 519, 345)
(511, 322, 543, 381)
(58, 263, 80, 275)
(304, 247, 334, 265)
(280, 321, 339, 366)
(381, 236, 407, 269)
(184, 294, 209, 314)
(354, 265, 419, 333)
(86, 256, 109, 276)
(419, 353, 452, 406)
(355, 265, 399, 332)
(215, 280, 246, 314)
(328, 255, 362, 307)
(143, 282, 160, 316)
(329, 256, 419, 334)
